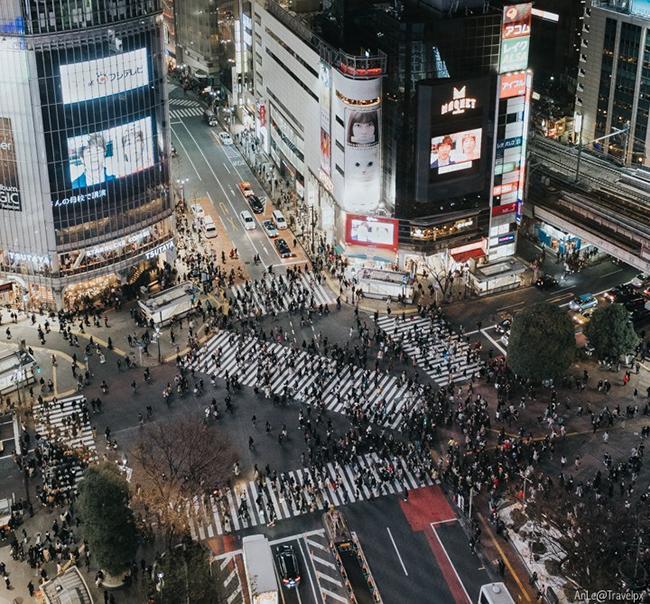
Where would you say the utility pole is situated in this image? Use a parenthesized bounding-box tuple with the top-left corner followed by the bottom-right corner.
(575, 123, 630, 183)
(13, 366, 31, 507)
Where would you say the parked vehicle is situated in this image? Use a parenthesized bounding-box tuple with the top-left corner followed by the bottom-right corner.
(262, 220, 279, 238)
(201, 216, 218, 239)
(242, 535, 279, 604)
(272, 209, 288, 229)
(534, 274, 557, 290)
(219, 131, 233, 145)
(249, 195, 265, 214)
(276, 545, 301, 588)
(203, 109, 218, 126)
(238, 181, 254, 197)
(240, 210, 256, 230)
(274, 238, 292, 258)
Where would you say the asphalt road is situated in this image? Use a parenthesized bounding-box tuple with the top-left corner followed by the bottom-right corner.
(169, 87, 283, 277)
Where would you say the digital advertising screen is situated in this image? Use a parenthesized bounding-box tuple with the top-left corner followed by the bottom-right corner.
(319, 61, 332, 184)
(345, 215, 398, 250)
(0, 117, 21, 211)
(60, 48, 150, 104)
(430, 128, 482, 176)
(67, 117, 154, 190)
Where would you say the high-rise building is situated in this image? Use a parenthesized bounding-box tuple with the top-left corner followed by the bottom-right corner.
(0, 0, 173, 309)
(576, 0, 650, 166)
(236, 0, 533, 292)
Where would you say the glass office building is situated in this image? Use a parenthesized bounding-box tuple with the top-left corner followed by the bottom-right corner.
(577, 0, 650, 165)
(0, 0, 172, 308)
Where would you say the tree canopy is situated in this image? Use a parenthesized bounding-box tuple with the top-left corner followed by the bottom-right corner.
(78, 462, 139, 576)
(132, 419, 236, 548)
(508, 302, 575, 381)
(584, 303, 640, 360)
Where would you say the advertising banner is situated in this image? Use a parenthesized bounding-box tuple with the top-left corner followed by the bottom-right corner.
(430, 127, 482, 176)
(343, 105, 381, 213)
(499, 4, 532, 75)
(345, 215, 398, 250)
(319, 61, 332, 186)
(60, 48, 150, 104)
(0, 117, 20, 211)
(632, 0, 650, 16)
(67, 117, 154, 190)
(499, 72, 527, 99)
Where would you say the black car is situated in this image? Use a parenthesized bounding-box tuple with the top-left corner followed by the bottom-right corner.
(535, 274, 558, 290)
(604, 284, 635, 303)
(276, 545, 300, 588)
(249, 195, 265, 214)
(274, 238, 292, 258)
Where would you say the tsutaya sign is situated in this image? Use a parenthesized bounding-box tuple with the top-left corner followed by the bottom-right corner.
(440, 86, 477, 116)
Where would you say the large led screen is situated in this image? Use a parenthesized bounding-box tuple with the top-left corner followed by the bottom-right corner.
(60, 48, 150, 104)
(67, 117, 154, 190)
(345, 215, 398, 250)
(0, 117, 21, 211)
(430, 128, 482, 176)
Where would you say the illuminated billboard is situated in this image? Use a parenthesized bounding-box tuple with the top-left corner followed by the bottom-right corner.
(60, 48, 150, 104)
(0, 117, 20, 211)
(343, 106, 381, 213)
(319, 61, 332, 187)
(68, 117, 154, 190)
(345, 215, 398, 250)
(499, 4, 532, 75)
(430, 128, 482, 176)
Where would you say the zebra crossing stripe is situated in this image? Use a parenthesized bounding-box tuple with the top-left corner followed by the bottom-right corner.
(169, 98, 202, 107)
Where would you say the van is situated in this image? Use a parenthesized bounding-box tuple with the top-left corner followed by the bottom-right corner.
(272, 210, 288, 230)
(203, 109, 218, 127)
(201, 216, 218, 238)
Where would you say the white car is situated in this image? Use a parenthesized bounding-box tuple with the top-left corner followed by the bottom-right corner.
(219, 132, 233, 145)
(272, 209, 288, 230)
(500, 332, 509, 347)
(201, 216, 218, 239)
(240, 210, 256, 230)
(190, 204, 205, 219)
(631, 273, 649, 288)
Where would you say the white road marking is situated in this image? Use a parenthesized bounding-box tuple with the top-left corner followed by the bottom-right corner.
(429, 523, 472, 604)
(387, 527, 408, 576)
(481, 328, 507, 356)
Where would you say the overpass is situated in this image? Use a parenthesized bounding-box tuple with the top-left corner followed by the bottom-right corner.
(528, 137, 650, 272)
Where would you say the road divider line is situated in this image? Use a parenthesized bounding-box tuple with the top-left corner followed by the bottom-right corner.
(427, 523, 471, 604)
(297, 538, 320, 604)
(387, 527, 408, 576)
(497, 301, 525, 312)
(170, 124, 203, 181)
(481, 329, 507, 356)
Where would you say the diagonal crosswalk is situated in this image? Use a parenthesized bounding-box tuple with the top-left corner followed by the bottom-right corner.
(377, 315, 482, 387)
(188, 330, 416, 430)
(187, 452, 438, 539)
(228, 272, 336, 317)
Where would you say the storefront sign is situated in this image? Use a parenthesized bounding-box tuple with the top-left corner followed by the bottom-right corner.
(497, 233, 516, 244)
(0, 117, 21, 211)
(493, 184, 516, 197)
(499, 73, 527, 99)
(440, 86, 477, 116)
(9, 251, 50, 265)
(145, 240, 174, 260)
(86, 229, 151, 257)
(53, 189, 107, 207)
(492, 202, 518, 216)
(496, 136, 523, 151)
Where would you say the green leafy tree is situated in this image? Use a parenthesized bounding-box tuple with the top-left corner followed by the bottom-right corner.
(78, 462, 139, 576)
(508, 302, 575, 381)
(584, 303, 640, 360)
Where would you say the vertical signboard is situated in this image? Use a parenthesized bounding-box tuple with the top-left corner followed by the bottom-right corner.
(343, 104, 381, 213)
(0, 117, 20, 211)
(319, 61, 332, 190)
(499, 4, 532, 74)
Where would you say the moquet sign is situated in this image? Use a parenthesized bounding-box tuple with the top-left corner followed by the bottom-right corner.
(440, 86, 477, 116)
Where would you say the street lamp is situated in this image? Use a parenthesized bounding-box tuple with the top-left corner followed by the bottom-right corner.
(157, 570, 165, 602)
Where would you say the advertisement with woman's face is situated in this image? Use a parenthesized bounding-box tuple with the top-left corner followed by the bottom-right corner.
(343, 107, 381, 213)
(68, 117, 154, 190)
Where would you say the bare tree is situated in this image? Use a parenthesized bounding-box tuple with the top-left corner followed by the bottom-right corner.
(132, 419, 237, 549)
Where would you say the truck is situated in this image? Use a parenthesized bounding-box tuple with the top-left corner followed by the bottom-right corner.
(242, 535, 279, 604)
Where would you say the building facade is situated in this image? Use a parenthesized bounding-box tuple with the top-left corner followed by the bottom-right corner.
(236, 0, 532, 290)
(576, 0, 650, 166)
(0, 0, 173, 308)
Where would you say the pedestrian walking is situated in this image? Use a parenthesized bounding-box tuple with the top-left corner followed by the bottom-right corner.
(249, 436, 255, 450)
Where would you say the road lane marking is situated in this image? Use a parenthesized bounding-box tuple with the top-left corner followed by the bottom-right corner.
(477, 512, 531, 602)
(429, 523, 472, 604)
(480, 329, 507, 356)
(228, 216, 239, 231)
(219, 201, 230, 215)
(496, 301, 525, 312)
(170, 124, 203, 181)
(297, 538, 320, 604)
(600, 269, 623, 278)
(387, 527, 408, 576)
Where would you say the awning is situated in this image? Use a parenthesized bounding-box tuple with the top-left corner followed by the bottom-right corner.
(334, 245, 345, 255)
(451, 248, 485, 264)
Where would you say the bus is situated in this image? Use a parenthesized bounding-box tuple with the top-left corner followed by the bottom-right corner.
(478, 583, 516, 604)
